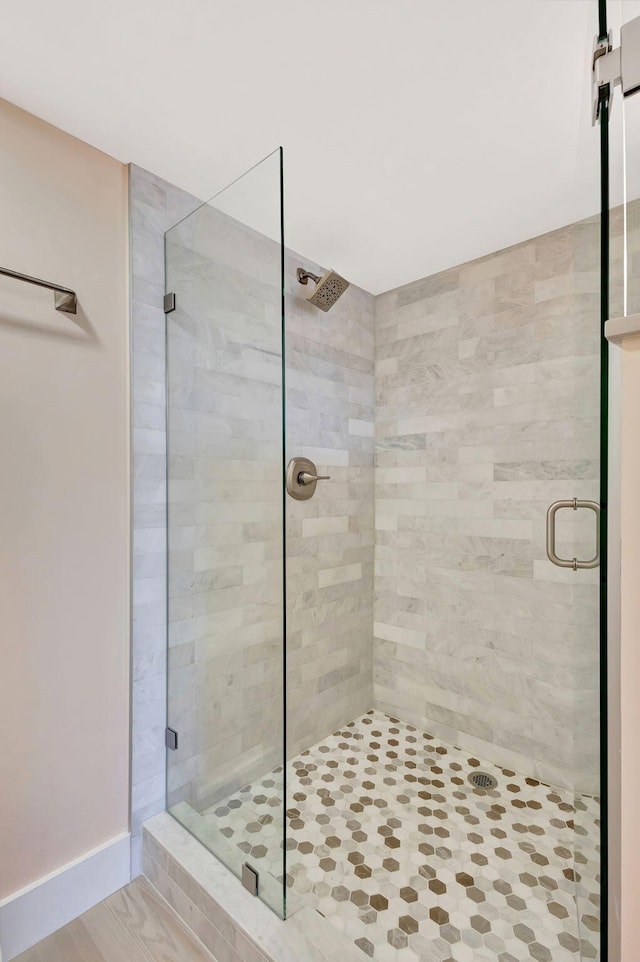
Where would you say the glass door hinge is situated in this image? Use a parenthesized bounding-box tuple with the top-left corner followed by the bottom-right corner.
(593, 16, 640, 124)
(164, 292, 176, 313)
(242, 863, 259, 896)
(593, 32, 620, 123)
(165, 727, 178, 751)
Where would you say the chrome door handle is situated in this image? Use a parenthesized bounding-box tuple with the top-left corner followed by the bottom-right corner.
(546, 498, 600, 570)
(298, 471, 331, 485)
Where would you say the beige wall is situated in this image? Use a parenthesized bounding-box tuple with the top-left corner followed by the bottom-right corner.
(617, 334, 640, 962)
(0, 99, 130, 899)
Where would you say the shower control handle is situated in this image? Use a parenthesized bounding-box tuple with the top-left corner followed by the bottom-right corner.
(286, 457, 330, 500)
(299, 471, 331, 485)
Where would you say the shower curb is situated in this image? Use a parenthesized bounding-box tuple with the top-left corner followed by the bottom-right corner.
(142, 812, 363, 962)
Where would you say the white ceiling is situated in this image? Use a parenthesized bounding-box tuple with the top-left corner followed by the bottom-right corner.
(0, 0, 639, 293)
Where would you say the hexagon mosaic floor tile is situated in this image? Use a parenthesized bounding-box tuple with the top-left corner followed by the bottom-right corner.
(203, 711, 600, 961)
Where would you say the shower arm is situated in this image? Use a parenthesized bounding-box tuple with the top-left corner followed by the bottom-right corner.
(296, 267, 321, 286)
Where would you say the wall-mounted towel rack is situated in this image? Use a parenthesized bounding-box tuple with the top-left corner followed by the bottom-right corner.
(0, 266, 77, 314)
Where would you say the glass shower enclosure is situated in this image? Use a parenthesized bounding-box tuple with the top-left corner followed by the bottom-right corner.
(162, 25, 609, 951)
(164, 148, 287, 917)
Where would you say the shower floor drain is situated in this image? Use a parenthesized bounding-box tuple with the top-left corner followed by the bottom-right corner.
(468, 771, 498, 790)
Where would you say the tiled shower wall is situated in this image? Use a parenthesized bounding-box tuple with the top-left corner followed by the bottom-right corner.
(164, 200, 287, 812)
(131, 161, 603, 873)
(373, 219, 601, 792)
(131, 165, 374, 825)
(130, 166, 198, 873)
(165, 207, 374, 810)
(284, 252, 375, 757)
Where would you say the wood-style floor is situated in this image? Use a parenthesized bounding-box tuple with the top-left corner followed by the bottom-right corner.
(14, 878, 216, 962)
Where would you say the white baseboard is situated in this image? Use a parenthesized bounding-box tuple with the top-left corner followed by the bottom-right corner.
(0, 832, 131, 961)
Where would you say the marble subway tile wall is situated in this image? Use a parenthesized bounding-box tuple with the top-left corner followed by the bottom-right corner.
(373, 219, 601, 792)
(130, 165, 200, 874)
(131, 157, 603, 856)
(130, 164, 374, 849)
(284, 253, 375, 757)
(165, 198, 286, 811)
(163, 205, 375, 810)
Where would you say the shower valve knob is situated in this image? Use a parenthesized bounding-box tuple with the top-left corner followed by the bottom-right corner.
(286, 457, 330, 500)
(298, 471, 331, 485)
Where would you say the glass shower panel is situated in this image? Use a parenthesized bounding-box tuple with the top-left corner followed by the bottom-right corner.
(592, 8, 640, 957)
(360, 21, 603, 958)
(164, 148, 286, 918)
(451, 220, 602, 961)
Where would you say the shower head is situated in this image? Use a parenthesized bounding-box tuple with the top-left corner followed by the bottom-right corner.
(296, 267, 350, 312)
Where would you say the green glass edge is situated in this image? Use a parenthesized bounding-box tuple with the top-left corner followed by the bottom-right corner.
(598, 0, 609, 955)
(280, 145, 288, 922)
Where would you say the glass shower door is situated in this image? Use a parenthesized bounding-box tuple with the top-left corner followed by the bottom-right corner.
(595, 3, 640, 957)
(164, 148, 286, 917)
